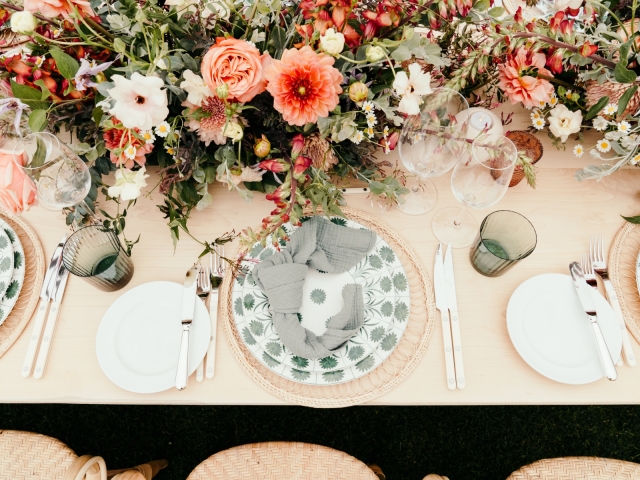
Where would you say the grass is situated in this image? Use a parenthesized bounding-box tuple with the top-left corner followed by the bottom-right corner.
(2, 405, 640, 479)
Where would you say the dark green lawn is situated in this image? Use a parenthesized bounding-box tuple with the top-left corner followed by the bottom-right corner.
(2, 405, 640, 479)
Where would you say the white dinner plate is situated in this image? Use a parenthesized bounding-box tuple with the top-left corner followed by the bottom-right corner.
(507, 273, 622, 384)
(0, 218, 25, 326)
(96, 281, 211, 394)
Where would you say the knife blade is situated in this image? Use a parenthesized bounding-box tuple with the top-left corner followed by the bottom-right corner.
(33, 265, 69, 379)
(22, 234, 67, 378)
(175, 266, 198, 390)
(444, 244, 465, 389)
(569, 261, 617, 381)
(434, 243, 456, 390)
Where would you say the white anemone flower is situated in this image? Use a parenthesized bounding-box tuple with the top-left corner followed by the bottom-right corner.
(393, 63, 432, 115)
(180, 70, 214, 107)
(108, 167, 149, 201)
(108, 73, 169, 131)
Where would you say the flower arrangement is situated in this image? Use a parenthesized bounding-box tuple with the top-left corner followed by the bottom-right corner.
(0, 0, 638, 251)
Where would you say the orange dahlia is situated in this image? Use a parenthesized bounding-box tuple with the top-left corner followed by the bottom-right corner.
(264, 46, 343, 127)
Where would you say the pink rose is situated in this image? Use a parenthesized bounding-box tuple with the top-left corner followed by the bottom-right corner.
(26, 0, 94, 19)
(0, 148, 37, 213)
(201, 38, 272, 103)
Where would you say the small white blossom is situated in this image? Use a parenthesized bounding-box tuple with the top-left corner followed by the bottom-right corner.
(596, 139, 612, 153)
(604, 103, 618, 116)
(573, 144, 584, 157)
(532, 117, 545, 130)
(123, 145, 137, 160)
(366, 113, 377, 127)
(350, 130, 365, 144)
(383, 126, 389, 137)
(141, 131, 155, 144)
(155, 121, 171, 137)
(366, 126, 374, 138)
(631, 153, 640, 165)
(362, 101, 375, 113)
(618, 121, 631, 134)
(593, 116, 609, 131)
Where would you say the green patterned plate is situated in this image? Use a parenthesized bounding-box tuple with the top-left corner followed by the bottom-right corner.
(0, 218, 24, 326)
(233, 217, 410, 385)
(0, 223, 14, 307)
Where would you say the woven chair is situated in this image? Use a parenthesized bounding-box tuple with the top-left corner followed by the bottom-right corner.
(507, 456, 640, 479)
(187, 441, 380, 480)
(0, 430, 167, 480)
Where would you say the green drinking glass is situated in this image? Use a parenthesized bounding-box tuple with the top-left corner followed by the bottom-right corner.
(469, 210, 537, 277)
(62, 226, 134, 291)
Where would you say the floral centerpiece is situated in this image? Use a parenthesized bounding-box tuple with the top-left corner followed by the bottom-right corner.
(0, 0, 638, 251)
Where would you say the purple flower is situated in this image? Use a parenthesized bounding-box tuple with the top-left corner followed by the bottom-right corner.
(74, 58, 114, 92)
(0, 97, 27, 135)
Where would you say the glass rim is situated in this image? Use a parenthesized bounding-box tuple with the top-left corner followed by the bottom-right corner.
(479, 209, 537, 261)
(61, 225, 124, 278)
(471, 133, 518, 172)
(12, 132, 62, 173)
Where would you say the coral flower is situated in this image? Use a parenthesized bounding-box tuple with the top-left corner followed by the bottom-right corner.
(265, 46, 343, 127)
(0, 149, 37, 213)
(103, 121, 153, 169)
(26, 0, 94, 19)
(498, 48, 554, 109)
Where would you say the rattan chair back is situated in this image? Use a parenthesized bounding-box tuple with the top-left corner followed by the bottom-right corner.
(507, 456, 640, 479)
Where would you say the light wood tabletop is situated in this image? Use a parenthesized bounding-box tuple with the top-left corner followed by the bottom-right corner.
(2, 108, 640, 405)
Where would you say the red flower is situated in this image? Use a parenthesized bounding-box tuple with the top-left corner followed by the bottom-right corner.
(0, 9, 10, 27)
(578, 41, 598, 57)
(291, 134, 305, 158)
(343, 25, 361, 48)
(293, 156, 312, 177)
(266, 186, 289, 202)
(549, 11, 564, 34)
(560, 19, 574, 35)
(259, 159, 289, 173)
(382, 131, 399, 151)
(546, 49, 563, 74)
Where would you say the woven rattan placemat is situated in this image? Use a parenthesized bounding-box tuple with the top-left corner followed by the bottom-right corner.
(221, 207, 435, 408)
(187, 442, 378, 480)
(609, 222, 640, 344)
(507, 456, 640, 480)
(0, 211, 45, 358)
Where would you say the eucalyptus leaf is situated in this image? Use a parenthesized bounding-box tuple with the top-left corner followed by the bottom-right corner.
(617, 85, 638, 116)
(584, 96, 609, 120)
(391, 45, 411, 62)
(614, 63, 637, 84)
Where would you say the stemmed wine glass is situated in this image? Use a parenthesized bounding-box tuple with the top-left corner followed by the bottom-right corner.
(12, 132, 92, 215)
(432, 133, 518, 248)
(397, 87, 469, 215)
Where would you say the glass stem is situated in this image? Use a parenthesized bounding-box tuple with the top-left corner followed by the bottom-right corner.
(453, 207, 467, 230)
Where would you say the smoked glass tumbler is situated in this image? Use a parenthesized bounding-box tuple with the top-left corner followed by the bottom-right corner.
(62, 226, 134, 291)
(469, 210, 537, 277)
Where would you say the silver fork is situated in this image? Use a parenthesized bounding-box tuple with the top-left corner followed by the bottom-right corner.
(590, 234, 636, 367)
(581, 253, 598, 291)
(195, 262, 211, 382)
(205, 245, 225, 379)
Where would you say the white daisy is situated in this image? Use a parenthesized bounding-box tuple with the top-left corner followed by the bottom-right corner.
(383, 126, 389, 137)
(34, 56, 44, 67)
(618, 121, 631, 134)
(593, 116, 609, 131)
(413, 132, 423, 142)
(155, 121, 171, 137)
(532, 117, 545, 130)
(631, 153, 640, 165)
(141, 130, 155, 144)
(531, 110, 541, 120)
(366, 126, 374, 138)
(165, 145, 176, 155)
(537, 99, 547, 108)
(362, 101, 375, 113)
(366, 113, 377, 127)
(573, 144, 584, 157)
(123, 145, 137, 160)
(350, 130, 365, 144)
(549, 95, 558, 106)
(596, 139, 612, 153)
(604, 103, 618, 116)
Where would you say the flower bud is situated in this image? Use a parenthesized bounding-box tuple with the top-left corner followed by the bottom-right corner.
(366, 45, 385, 63)
(293, 156, 312, 177)
(254, 134, 271, 158)
(216, 83, 229, 100)
(349, 82, 369, 103)
(258, 159, 289, 173)
(319, 28, 345, 56)
(291, 133, 305, 159)
(10, 11, 37, 34)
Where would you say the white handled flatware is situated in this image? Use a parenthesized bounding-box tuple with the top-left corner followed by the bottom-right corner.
(590, 234, 636, 367)
(206, 246, 225, 379)
(22, 235, 66, 378)
(33, 265, 69, 379)
(570, 261, 617, 381)
(195, 261, 211, 383)
(434, 243, 456, 390)
(341, 187, 370, 195)
(175, 267, 198, 390)
(444, 243, 465, 389)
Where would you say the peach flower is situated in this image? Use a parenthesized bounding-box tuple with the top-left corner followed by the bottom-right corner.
(498, 48, 554, 108)
(201, 38, 271, 103)
(26, 0, 94, 19)
(265, 46, 343, 127)
(0, 148, 37, 213)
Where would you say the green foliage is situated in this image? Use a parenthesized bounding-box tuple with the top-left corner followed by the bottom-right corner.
(585, 96, 610, 121)
(49, 47, 80, 80)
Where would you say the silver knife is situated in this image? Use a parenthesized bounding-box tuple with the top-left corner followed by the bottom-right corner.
(569, 261, 617, 381)
(434, 243, 456, 390)
(175, 266, 198, 390)
(33, 265, 69, 379)
(21, 234, 67, 378)
(444, 244, 465, 389)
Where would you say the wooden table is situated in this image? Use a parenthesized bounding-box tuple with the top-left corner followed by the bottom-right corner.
(2, 109, 640, 405)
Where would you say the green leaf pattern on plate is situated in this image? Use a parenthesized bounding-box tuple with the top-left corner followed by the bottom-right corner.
(233, 217, 411, 385)
(0, 257, 10, 273)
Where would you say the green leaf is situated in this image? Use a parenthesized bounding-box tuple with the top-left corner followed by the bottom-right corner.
(584, 96, 609, 121)
(28, 109, 47, 133)
(390, 45, 411, 62)
(33, 80, 53, 100)
(93, 107, 103, 125)
(620, 41, 631, 68)
(11, 80, 50, 110)
(618, 85, 638, 116)
(270, 25, 286, 52)
(614, 63, 637, 84)
(50, 46, 79, 80)
(622, 215, 640, 224)
(488, 6, 504, 16)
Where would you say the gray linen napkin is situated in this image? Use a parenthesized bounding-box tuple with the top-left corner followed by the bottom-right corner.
(252, 216, 376, 359)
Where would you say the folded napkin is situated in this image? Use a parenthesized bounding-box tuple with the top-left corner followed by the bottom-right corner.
(252, 216, 376, 359)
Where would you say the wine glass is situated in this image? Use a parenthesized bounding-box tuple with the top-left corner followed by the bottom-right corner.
(432, 133, 518, 248)
(397, 87, 469, 215)
(12, 132, 91, 212)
